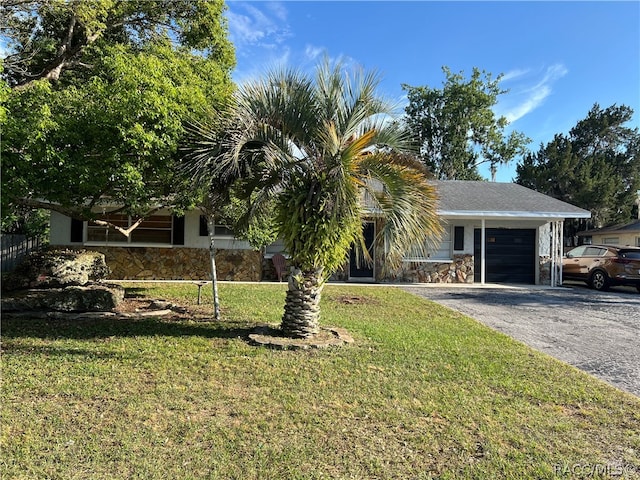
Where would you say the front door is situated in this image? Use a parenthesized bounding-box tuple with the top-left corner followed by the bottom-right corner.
(349, 222, 375, 281)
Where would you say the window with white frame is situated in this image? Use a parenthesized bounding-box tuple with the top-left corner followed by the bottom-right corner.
(199, 216, 234, 237)
(603, 237, 619, 245)
(87, 214, 173, 244)
(636, 237, 640, 247)
(404, 226, 452, 261)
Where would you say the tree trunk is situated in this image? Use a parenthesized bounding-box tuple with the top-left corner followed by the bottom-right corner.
(280, 267, 324, 338)
(207, 217, 221, 321)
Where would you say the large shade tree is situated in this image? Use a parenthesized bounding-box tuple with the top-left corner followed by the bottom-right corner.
(516, 103, 640, 233)
(185, 60, 442, 338)
(1, 0, 235, 234)
(403, 67, 529, 180)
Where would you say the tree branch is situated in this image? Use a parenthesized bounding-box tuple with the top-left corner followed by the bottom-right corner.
(14, 198, 171, 238)
(12, 13, 100, 88)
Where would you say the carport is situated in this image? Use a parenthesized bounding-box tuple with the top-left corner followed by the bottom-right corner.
(432, 181, 592, 286)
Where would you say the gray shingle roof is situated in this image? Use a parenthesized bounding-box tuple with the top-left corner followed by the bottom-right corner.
(578, 219, 640, 235)
(431, 181, 591, 219)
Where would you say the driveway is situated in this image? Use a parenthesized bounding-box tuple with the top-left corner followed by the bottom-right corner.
(402, 284, 640, 397)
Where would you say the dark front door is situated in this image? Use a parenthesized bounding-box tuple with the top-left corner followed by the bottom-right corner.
(474, 228, 536, 284)
(349, 222, 375, 280)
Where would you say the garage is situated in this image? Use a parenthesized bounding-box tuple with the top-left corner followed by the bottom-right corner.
(474, 228, 536, 284)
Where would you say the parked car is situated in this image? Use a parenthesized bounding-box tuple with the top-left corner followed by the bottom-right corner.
(562, 244, 640, 292)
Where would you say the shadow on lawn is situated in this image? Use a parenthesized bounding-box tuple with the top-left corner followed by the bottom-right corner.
(1, 314, 258, 343)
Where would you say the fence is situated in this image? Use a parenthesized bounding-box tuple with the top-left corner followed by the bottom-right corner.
(1, 235, 43, 273)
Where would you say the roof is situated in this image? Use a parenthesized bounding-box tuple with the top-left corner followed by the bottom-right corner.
(432, 181, 591, 220)
(577, 219, 640, 236)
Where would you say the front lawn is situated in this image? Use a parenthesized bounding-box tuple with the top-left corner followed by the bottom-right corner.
(2, 283, 639, 479)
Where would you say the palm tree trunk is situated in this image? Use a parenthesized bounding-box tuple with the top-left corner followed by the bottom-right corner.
(281, 267, 324, 338)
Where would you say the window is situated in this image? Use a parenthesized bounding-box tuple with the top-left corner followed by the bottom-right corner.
(636, 237, 640, 247)
(584, 246, 607, 256)
(87, 214, 173, 244)
(131, 216, 172, 244)
(567, 246, 587, 257)
(70, 218, 84, 243)
(87, 214, 129, 243)
(199, 216, 234, 237)
(603, 237, 619, 245)
(453, 226, 464, 251)
(404, 227, 451, 261)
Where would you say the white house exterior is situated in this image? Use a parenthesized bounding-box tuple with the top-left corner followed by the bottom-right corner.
(48, 181, 591, 285)
(368, 181, 591, 286)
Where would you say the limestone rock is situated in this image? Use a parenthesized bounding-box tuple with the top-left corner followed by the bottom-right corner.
(3, 249, 110, 291)
(1, 284, 124, 312)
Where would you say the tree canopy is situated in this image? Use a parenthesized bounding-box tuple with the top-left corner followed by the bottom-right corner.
(516, 103, 640, 229)
(403, 67, 529, 180)
(1, 0, 235, 232)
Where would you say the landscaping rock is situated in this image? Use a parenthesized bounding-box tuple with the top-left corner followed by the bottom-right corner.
(248, 325, 354, 350)
(3, 249, 110, 291)
(1, 284, 125, 312)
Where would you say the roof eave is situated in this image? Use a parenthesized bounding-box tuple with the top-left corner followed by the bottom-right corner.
(438, 210, 592, 220)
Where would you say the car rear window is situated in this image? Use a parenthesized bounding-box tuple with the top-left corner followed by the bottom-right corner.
(620, 250, 640, 260)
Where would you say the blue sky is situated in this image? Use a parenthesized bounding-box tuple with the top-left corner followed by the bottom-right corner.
(225, 1, 640, 182)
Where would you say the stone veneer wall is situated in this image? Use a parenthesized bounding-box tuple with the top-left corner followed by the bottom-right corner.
(79, 247, 261, 281)
(383, 254, 475, 284)
(539, 256, 551, 285)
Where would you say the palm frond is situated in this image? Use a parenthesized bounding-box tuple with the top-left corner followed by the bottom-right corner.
(358, 152, 443, 272)
(180, 57, 441, 281)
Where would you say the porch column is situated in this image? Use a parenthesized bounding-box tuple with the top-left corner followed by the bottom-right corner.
(481, 218, 486, 285)
(558, 220, 564, 285)
(549, 220, 564, 287)
(551, 221, 557, 287)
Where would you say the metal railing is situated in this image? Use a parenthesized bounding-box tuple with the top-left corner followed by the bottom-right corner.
(1, 234, 43, 272)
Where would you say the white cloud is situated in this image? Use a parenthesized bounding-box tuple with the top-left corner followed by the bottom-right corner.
(501, 68, 530, 82)
(226, 2, 290, 50)
(226, 2, 294, 83)
(226, 10, 266, 44)
(304, 44, 324, 61)
(265, 2, 287, 22)
(497, 64, 568, 123)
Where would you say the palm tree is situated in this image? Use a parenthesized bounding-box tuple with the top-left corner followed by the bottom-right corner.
(186, 59, 442, 338)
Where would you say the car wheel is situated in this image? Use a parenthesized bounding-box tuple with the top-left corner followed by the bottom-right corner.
(589, 270, 609, 291)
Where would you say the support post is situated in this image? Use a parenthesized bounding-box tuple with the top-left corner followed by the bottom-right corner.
(551, 222, 556, 287)
(559, 220, 564, 286)
(480, 218, 486, 285)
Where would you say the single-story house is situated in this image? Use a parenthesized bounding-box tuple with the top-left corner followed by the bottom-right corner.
(48, 181, 591, 286)
(577, 219, 640, 247)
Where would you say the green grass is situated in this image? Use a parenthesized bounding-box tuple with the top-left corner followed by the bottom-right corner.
(2, 283, 639, 479)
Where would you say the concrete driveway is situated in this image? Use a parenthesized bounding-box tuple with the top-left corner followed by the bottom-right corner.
(402, 283, 640, 397)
